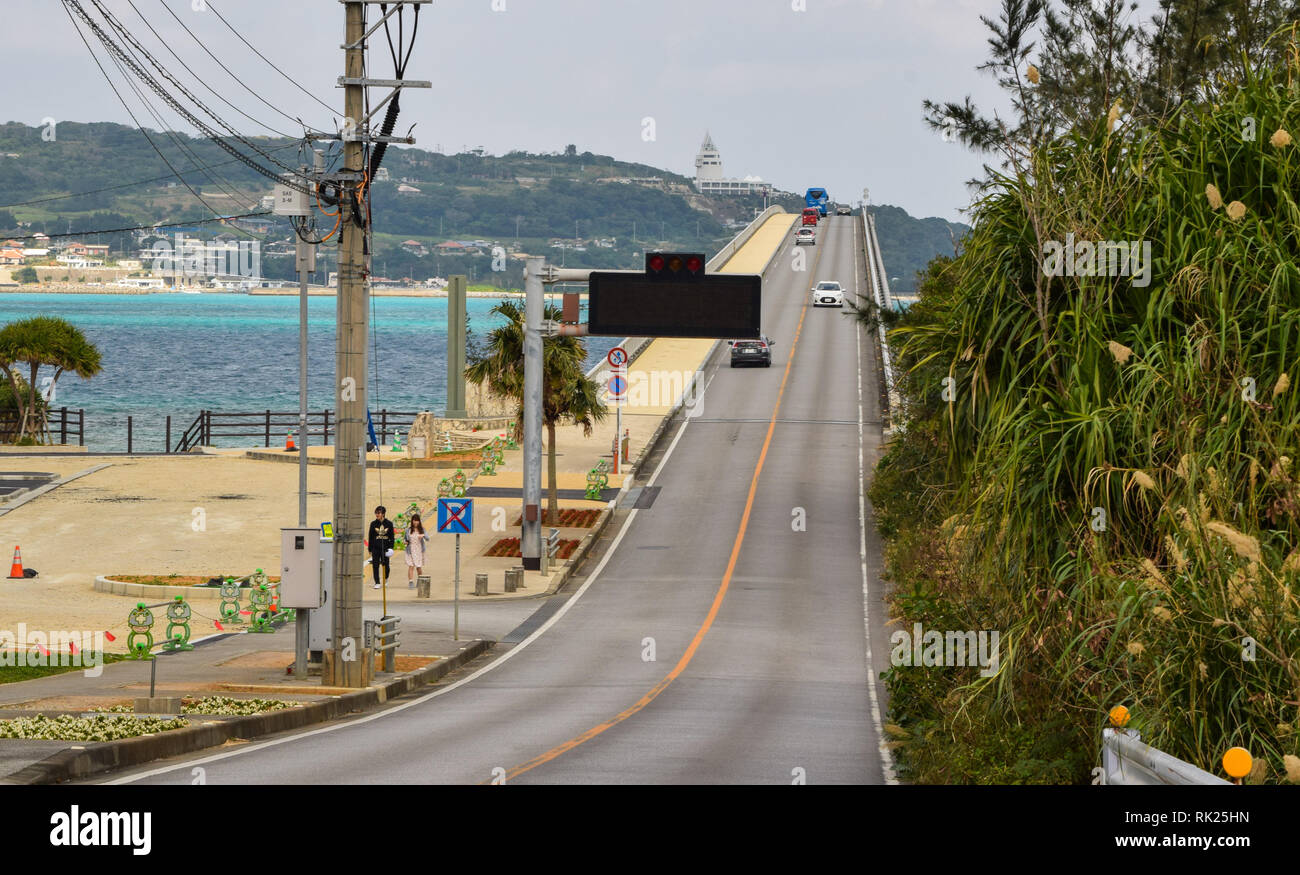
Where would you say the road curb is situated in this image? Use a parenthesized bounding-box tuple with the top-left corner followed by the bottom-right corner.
(2, 638, 494, 784)
(0, 464, 111, 518)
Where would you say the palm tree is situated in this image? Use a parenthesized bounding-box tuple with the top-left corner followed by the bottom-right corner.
(466, 300, 607, 523)
(0, 316, 102, 443)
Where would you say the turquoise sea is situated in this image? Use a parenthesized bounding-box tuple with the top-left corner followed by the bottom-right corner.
(0, 293, 616, 452)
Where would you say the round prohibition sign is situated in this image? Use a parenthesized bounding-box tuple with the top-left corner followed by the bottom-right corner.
(607, 374, 627, 397)
(607, 347, 628, 368)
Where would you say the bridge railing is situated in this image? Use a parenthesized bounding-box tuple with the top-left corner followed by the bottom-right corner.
(860, 212, 901, 427)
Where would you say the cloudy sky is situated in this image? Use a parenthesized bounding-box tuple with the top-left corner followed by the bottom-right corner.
(3, 0, 1157, 223)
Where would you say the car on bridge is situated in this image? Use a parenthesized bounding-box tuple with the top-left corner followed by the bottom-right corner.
(810, 280, 845, 307)
(835, 205, 852, 216)
(730, 334, 774, 367)
(795, 227, 816, 245)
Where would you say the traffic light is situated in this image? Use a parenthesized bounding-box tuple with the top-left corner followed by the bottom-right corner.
(645, 251, 705, 280)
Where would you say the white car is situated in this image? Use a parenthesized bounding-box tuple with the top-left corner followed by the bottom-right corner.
(811, 280, 845, 307)
(794, 228, 816, 245)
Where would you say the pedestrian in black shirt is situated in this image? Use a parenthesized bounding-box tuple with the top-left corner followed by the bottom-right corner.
(367, 506, 395, 589)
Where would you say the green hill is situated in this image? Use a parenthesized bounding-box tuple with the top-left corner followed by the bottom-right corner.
(0, 121, 957, 289)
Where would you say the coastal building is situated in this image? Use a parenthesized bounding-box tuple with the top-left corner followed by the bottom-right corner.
(693, 132, 766, 195)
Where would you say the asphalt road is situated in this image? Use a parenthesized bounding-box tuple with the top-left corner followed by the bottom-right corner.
(106, 215, 897, 785)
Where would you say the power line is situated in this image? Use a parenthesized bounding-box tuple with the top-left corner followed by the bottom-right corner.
(4, 210, 275, 243)
(204, 0, 338, 116)
(100, 15, 262, 213)
(64, 0, 315, 195)
(86, 0, 308, 178)
(152, 0, 325, 137)
(127, 0, 298, 140)
(61, 2, 232, 220)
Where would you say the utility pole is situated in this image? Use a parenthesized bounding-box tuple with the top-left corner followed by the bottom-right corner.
(330, 2, 370, 687)
(327, 1, 430, 687)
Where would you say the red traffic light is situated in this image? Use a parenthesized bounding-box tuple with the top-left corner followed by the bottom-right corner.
(645, 251, 706, 280)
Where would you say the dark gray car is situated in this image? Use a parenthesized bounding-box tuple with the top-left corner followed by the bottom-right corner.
(729, 335, 774, 367)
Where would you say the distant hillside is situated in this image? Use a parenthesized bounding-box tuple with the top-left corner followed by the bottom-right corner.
(867, 204, 968, 294)
(0, 121, 960, 290)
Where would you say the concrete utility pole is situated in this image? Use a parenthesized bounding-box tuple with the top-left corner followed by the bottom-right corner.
(445, 275, 467, 418)
(331, 1, 369, 687)
(522, 256, 544, 570)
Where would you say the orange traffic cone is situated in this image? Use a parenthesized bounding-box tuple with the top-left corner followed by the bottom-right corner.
(7, 546, 24, 579)
(285, 433, 296, 451)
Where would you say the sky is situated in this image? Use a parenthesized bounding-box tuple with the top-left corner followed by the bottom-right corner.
(2, 0, 1160, 223)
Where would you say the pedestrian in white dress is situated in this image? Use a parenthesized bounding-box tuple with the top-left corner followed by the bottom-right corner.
(405, 513, 429, 588)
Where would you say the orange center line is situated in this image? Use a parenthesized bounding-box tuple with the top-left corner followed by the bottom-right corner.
(503, 240, 820, 781)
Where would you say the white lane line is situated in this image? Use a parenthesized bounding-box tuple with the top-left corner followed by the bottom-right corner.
(856, 225, 898, 785)
(107, 418, 698, 784)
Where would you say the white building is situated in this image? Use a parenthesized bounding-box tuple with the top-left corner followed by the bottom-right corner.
(693, 132, 766, 195)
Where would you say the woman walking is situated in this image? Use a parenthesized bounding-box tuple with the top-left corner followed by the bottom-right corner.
(405, 512, 429, 588)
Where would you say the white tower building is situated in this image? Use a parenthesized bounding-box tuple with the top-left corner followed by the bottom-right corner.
(693, 132, 765, 194)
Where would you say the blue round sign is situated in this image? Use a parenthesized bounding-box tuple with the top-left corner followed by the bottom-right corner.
(608, 375, 627, 397)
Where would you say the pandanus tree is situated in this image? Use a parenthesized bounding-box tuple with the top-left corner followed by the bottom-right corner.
(0, 316, 102, 443)
(465, 300, 607, 523)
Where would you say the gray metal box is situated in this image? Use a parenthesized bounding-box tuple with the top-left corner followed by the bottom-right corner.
(280, 528, 323, 608)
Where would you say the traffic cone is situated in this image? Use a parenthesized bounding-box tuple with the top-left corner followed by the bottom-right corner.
(7, 546, 23, 579)
(285, 433, 296, 451)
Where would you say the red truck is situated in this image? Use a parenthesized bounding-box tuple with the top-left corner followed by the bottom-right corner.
(801, 207, 819, 226)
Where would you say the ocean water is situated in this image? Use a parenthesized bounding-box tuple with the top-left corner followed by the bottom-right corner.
(0, 293, 616, 452)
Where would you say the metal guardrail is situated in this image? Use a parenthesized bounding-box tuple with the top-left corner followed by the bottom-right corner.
(541, 527, 560, 574)
(365, 615, 401, 674)
(1100, 728, 1232, 785)
(861, 212, 901, 427)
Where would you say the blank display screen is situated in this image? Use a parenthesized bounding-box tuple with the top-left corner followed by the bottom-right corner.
(587, 272, 762, 339)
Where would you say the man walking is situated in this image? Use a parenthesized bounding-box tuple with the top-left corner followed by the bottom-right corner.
(367, 505, 395, 590)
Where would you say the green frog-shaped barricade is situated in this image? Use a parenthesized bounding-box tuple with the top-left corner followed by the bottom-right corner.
(437, 478, 452, 498)
(218, 577, 242, 624)
(479, 445, 497, 476)
(393, 512, 408, 551)
(451, 469, 467, 497)
(585, 467, 609, 500)
(127, 603, 154, 659)
(249, 568, 270, 589)
(502, 433, 518, 450)
(491, 436, 506, 465)
(161, 595, 194, 651)
(247, 583, 275, 633)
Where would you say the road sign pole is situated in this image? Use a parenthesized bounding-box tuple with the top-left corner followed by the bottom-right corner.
(454, 532, 460, 641)
(522, 257, 543, 571)
(615, 403, 621, 475)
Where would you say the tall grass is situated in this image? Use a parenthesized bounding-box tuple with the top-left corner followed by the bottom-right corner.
(876, 46, 1300, 783)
